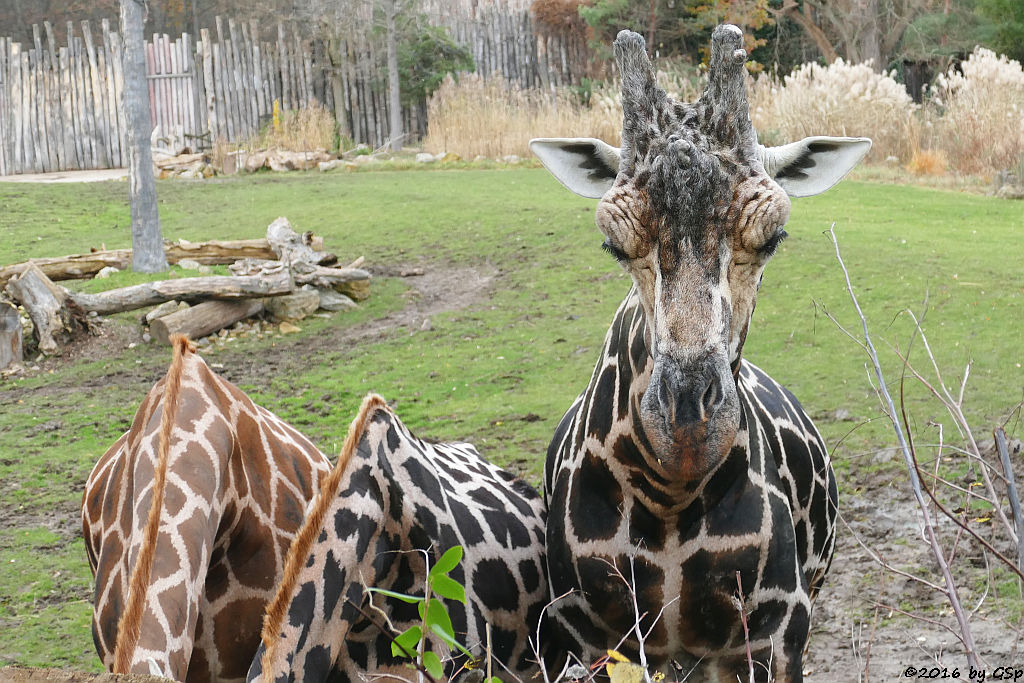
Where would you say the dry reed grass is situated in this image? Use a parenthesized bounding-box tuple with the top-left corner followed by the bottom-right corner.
(422, 62, 706, 159)
(425, 49, 1023, 178)
(250, 100, 337, 152)
(422, 74, 621, 158)
(925, 48, 1024, 175)
(749, 59, 916, 161)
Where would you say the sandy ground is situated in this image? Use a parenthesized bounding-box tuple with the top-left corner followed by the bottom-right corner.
(0, 169, 128, 184)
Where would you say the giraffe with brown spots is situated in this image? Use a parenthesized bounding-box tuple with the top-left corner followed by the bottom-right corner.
(82, 336, 331, 681)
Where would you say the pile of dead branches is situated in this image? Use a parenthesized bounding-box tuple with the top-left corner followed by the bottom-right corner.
(0, 218, 369, 369)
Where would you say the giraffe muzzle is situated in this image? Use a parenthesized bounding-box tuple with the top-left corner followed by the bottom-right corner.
(641, 356, 740, 479)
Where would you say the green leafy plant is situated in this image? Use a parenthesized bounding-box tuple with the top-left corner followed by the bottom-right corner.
(368, 546, 501, 682)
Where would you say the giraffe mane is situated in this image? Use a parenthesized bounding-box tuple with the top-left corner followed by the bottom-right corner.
(113, 333, 196, 673)
(258, 392, 389, 678)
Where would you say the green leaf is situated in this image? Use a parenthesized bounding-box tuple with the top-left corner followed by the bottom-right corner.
(429, 623, 474, 658)
(485, 677, 504, 683)
(367, 587, 423, 604)
(422, 651, 444, 679)
(423, 599, 454, 636)
(429, 546, 463, 579)
(429, 574, 466, 604)
(391, 625, 422, 658)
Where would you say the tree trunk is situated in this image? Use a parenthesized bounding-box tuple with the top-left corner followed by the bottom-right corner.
(776, 1, 841, 63)
(120, 0, 168, 273)
(327, 38, 351, 140)
(5, 264, 87, 355)
(385, 0, 403, 152)
(852, 0, 882, 68)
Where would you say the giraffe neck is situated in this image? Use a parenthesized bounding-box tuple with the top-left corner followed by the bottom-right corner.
(573, 287, 751, 512)
(114, 336, 229, 678)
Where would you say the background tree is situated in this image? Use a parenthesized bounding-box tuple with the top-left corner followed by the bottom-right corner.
(120, 0, 167, 273)
(974, 0, 1024, 62)
(769, 0, 935, 69)
(398, 20, 474, 125)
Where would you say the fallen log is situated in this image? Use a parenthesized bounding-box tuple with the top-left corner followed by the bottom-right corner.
(5, 263, 88, 354)
(0, 236, 329, 287)
(0, 301, 23, 370)
(150, 299, 264, 345)
(292, 265, 371, 290)
(67, 269, 294, 315)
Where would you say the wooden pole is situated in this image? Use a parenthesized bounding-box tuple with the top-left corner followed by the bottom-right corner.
(120, 0, 167, 272)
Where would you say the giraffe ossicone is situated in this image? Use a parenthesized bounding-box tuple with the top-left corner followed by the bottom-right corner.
(535, 25, 869, 682)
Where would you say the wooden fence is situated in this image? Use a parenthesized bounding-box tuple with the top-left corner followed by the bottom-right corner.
(0, 11, 589, 176)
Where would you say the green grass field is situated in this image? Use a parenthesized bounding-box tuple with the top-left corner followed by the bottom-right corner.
(0, 166, 1021, 670)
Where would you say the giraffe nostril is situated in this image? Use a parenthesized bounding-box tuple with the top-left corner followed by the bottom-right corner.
(700, 377, 722, 421)
(659, 370, 675, 424)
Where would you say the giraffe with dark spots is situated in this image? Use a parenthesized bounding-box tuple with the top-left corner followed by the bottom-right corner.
(82, 336, 331, 681)
(247, 395, 548, 682)
(531, 24, 870, 682)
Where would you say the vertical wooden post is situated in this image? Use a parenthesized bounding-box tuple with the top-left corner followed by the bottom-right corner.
(200, 28, 217, 141)
(0, 38, 7, 176)
(108, 26, 128, 167)
(120, 0, 167, 273)
(43, 22, 64, 169)
(277, 23, 290, 111)
(82, 21, 111, 168)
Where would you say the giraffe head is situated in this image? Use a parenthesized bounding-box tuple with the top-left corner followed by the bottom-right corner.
(532, 26, 870, 482)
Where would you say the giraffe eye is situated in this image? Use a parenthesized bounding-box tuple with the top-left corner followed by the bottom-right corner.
(759, 230, 788, 258)
(601, 240, 630, 263)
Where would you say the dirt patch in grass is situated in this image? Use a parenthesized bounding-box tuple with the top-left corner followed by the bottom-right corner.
(805, 481, 1019, 680)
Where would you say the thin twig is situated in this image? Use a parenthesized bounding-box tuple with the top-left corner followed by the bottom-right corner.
(828, 224, 980, 668)
(838, 513, 946, 594)
(901, 310, 1017, 545)
(529, 590, 574, 683)
(345, 598, 441, 683)
(870, 600, 973, 645)
(734, 571, 756, 683)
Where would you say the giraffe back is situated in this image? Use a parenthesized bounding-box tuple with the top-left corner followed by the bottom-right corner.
(82, 338, 331, 681)
(248, 394, 549, 683)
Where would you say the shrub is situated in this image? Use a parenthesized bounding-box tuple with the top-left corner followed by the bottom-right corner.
(927, 47, 1024, 175)
(906, 148, 947, 176)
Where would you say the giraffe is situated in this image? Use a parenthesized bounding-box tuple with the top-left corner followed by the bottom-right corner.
(529, 26, 870, 681)
(82, 335, 332, 681)
(245, 393, 549, 683)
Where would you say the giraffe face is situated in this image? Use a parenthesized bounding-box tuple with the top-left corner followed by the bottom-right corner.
(595, 129, 790, 476)
(531, 27, 870, 481)
(595, 26, 786, 477)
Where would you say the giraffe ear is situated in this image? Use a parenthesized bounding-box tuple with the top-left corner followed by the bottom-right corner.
(760, 136, 872, 198)
(529, 138, 620, 198)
